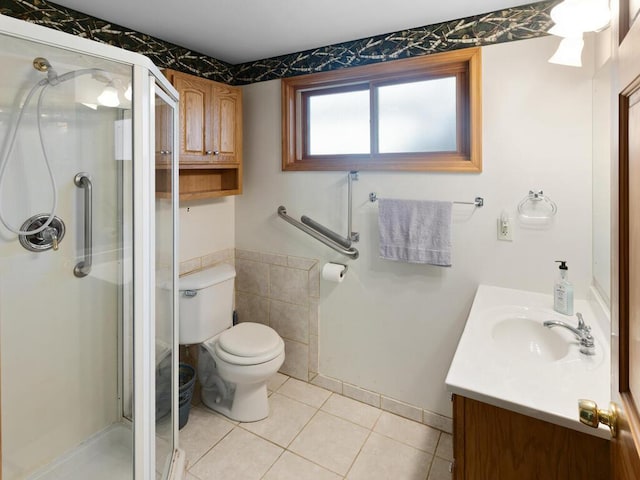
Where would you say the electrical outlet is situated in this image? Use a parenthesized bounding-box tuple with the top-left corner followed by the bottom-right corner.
(497, 213, 513, 241)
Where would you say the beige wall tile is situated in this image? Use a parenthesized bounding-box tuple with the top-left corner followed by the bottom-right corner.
(201, 248, 233, 268)
(343, 383, 381, 408)
(235, 258, 269, 296)
(270, 300, 309, 343)
(270, 265, 309, 306)
(235, 249, 262, 261)
(262, 252, 288, 266)
(280, 339, 309, 380)
(235, 292, 269, 325)
(423, 409, 453, 434)
(311, 375, 343, 394)
(309, 298, 319, 336)
(287, 256, 317, 270)
(180, 257, 202, 276)
(381, 396, 423, 423)
(308, 263, 320, 298)
(309, 334, 318, 379)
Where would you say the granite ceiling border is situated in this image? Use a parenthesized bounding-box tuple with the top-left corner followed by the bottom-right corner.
(233, 1, 556, 85)
(0, 0, 555, 86)
(0, 0, 235, 83)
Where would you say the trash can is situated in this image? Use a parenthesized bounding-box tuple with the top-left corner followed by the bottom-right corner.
(178, 363, 196, 429)
(155, 354, 172, 421)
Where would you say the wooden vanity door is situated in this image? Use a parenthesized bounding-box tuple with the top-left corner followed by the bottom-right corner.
(614, 1, 640, 478)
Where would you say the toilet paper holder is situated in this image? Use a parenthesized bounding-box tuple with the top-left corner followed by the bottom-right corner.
(322, 262, 348, 282)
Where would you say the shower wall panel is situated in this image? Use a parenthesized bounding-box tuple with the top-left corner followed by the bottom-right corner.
(0, 47, 131, 478)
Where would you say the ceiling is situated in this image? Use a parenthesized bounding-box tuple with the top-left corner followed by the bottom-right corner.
(52, 0, 536, 64)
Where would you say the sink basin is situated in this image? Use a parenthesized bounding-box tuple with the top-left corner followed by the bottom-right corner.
(491, 317, 570, 361)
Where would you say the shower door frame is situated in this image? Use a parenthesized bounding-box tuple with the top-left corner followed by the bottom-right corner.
(0, 14, 180, 480)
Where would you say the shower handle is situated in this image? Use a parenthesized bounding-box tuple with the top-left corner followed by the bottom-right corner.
(73, 172, 93, 278)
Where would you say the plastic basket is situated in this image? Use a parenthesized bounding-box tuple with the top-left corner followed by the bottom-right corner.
(178, 363, 196, 429)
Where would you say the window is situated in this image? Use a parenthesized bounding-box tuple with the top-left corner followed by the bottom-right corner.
(282, 48, 482, 172)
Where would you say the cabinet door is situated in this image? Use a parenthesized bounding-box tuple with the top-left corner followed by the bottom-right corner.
(211, 83, 242, 164)
(172, 72, 211, 163)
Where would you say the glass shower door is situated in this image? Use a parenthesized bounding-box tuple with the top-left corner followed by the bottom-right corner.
(154, 82, 178, 480)
(0, 34, 135, 479)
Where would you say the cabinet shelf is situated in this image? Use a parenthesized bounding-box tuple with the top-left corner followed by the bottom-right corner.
(156, 167, 242, 201)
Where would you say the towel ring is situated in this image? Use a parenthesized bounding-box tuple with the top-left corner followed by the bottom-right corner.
(517, 190, 557, 218)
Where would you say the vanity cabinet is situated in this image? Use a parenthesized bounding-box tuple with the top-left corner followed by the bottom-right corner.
(159, 69, 243, 200)
(452, 395, 610, 480)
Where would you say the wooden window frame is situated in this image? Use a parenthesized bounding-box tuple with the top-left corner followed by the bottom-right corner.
(282, 47, 482, 172)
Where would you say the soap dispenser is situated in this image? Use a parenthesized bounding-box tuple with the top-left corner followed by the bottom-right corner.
(553, 260, 574, 315)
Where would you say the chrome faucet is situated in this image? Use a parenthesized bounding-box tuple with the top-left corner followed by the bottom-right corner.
(543, 313, 596, 356)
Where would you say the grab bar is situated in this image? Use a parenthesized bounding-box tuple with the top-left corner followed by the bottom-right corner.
(278, 206, 359, 259)
(73, 172, 92, 278)
(347, 171, 359, 242)
(301, 215, 352, 249)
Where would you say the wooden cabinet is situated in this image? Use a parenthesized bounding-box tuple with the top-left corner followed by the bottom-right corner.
(453, 395, 610, 480)
(160, 69, 242, 200)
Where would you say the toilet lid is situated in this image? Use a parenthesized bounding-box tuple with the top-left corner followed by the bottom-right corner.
(217, 323, 282, 359)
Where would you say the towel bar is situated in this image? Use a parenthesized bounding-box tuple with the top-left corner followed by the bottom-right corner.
(369, 192, 484, 207)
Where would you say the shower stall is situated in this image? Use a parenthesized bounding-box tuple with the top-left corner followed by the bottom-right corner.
(0, 15, 179, 480)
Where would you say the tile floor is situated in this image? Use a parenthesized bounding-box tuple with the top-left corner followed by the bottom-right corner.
(181, 374, 453, 480)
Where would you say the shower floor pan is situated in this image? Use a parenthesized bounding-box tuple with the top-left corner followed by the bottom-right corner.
(28, 423, 133, 480)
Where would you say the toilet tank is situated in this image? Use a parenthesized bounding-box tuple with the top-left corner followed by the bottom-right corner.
(179, 263, 236, 344)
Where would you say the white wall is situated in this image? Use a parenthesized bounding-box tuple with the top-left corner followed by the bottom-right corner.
(236, 34, 595, 418)
(179, 197, 235, 262)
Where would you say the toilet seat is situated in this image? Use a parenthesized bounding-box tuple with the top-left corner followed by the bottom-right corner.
(212, 323, 284, 366)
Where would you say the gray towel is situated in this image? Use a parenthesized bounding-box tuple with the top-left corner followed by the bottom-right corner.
(378, 198, 453, 266)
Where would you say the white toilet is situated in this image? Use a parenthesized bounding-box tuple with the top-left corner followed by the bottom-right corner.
(179, 263, 285, 422)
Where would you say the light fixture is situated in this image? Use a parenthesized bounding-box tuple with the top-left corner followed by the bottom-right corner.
(547, 0, 611, 67)
(548, 36, 585, 67)
(124, 82, 132, 101)
(97, 83, 120, 107)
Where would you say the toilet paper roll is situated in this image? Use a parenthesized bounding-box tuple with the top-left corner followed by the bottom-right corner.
(322, 262, 347, 283)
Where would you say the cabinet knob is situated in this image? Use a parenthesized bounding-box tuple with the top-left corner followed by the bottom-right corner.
(578, 399, 619, 437)
(206, 150, 220, 156)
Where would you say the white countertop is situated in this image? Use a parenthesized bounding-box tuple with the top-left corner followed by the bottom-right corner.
(445, 284, 611, 439)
